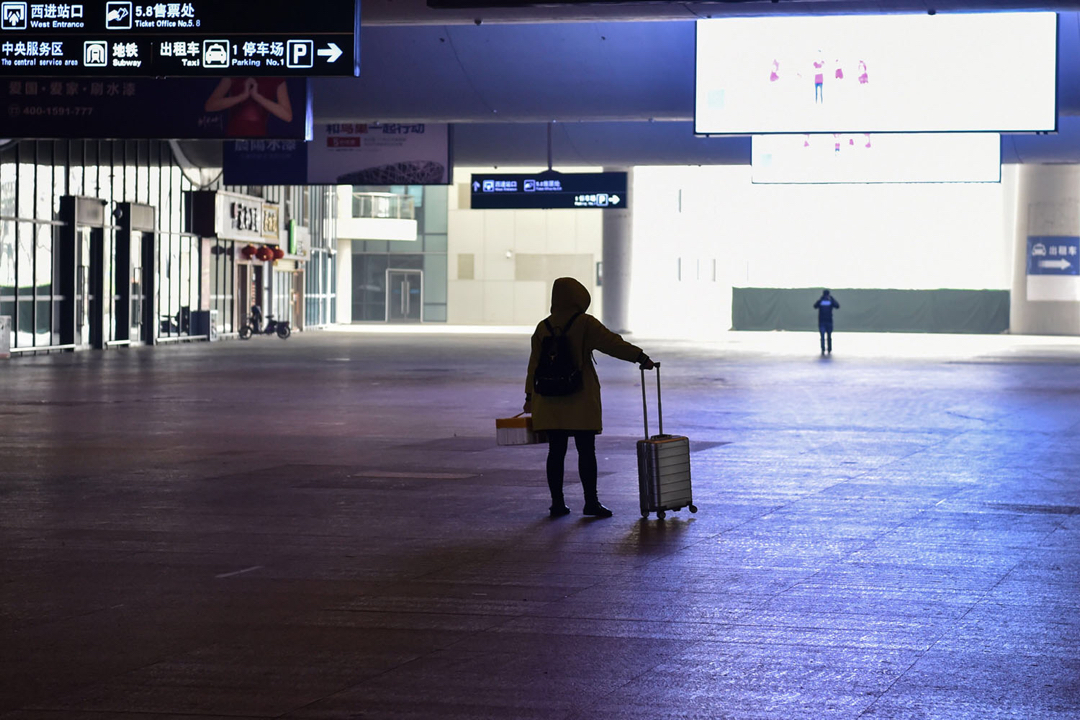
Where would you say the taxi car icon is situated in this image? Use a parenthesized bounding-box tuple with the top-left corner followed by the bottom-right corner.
(204, 43, 229, 66)
(1032, 243, 1047, 256)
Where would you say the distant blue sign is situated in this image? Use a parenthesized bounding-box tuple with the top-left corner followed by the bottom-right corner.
(1027, 236, 1080, 275)
(470, 172, 628, 210)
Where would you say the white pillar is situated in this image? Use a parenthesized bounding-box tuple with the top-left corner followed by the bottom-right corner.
(336, 238, 352, 324)
(1010, 164, 1080, 335)
(602, 167, 633, 334)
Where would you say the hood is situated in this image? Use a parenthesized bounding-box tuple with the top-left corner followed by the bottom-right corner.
(550, 277, 591, 318)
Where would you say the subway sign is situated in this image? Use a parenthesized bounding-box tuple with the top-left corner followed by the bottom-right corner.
(0, 0, 359, 76)
(470, 172, 629, 210)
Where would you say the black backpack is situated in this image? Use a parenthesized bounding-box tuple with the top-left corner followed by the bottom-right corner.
(533, 312, 583, 397)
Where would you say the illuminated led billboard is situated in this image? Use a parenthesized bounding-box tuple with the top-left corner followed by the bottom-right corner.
(696, 13, 1057, 134)
(752, 133, 1001, 184)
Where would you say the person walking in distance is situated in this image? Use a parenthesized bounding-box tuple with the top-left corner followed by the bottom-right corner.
(524, 277, 655, 518)
(814, 289, 840, 354)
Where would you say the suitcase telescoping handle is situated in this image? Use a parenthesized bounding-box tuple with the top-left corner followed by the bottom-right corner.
(640, 362, 663, 439)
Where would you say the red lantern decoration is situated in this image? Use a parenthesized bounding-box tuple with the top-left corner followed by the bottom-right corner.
(272, 246, 285, 260)
(256, 246, 273, 262)
(241, 244, 257, 259)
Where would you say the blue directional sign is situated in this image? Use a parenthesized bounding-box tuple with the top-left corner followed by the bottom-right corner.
(1027, 236, 1080, 275)
(470, 171, 628, 210)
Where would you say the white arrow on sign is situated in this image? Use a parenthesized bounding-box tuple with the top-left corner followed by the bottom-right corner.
(472, 181, 480, 192)
(1039, 258, 1072, 270)
(610, 195, 621, 205)
(317, 43, 343, 63)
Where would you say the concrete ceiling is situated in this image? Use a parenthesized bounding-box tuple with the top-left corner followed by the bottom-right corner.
(305, 9, 1080, 165)
(360, 0, 1080, 25)
(316, 16, 1080, 124)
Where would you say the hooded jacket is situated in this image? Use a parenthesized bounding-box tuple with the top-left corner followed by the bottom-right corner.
(526, 277, 645, 432)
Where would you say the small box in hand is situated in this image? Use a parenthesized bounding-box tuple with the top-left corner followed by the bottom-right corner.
(496, 414, 547, 446)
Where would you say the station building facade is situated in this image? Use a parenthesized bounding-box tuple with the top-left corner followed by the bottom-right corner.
(0, 139, 337, 354)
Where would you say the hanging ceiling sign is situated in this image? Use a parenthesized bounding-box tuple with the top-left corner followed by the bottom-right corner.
(0, 0, 359, 76)
(470, 172, 629, 210)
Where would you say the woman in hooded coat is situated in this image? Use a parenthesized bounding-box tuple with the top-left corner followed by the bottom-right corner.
(524, 277, 655, 518)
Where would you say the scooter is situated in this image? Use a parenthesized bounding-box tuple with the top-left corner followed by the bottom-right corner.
(239, 313, 291, 340)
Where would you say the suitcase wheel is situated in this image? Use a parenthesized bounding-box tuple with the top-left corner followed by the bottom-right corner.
(641, 511, 649, 519)
(689, 505, 698, 513)
(657, 510, 666, 519)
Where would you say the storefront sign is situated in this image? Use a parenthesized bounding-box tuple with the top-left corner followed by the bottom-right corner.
(187, 190, 286, 243)
(221, 123, 453, 185)
(229, 196, 261, 236)
(261, 203, 279, 240)
(0, 0, 360, 76)
(0, 76, 309, 138)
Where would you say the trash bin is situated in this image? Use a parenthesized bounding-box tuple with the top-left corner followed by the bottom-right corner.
(0, 316, 10, 359)
(189, 310, 212, 339)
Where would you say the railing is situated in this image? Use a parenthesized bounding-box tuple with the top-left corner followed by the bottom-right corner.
(351, 192, 415, 220)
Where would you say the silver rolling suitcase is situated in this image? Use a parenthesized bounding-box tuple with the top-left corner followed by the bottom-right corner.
(637, 364, 697, 519)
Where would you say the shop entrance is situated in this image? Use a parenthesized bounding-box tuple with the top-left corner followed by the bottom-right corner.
(239, 262, 266, 328)
(386, 269, 422, 323)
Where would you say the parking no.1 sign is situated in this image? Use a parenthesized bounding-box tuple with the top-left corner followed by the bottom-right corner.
(0, 0, 359, 76)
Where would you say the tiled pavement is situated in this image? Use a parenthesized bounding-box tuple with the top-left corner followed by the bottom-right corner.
(1, 331, 1078, 719)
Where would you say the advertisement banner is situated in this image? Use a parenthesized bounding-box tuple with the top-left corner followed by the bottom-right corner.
(223, 122, 452, 185)
(695, 13, 1057, 134)
(0, 76, 309, 138)
(752, 133, 1001, 184)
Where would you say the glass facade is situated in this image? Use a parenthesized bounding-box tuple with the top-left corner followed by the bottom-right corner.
(304, 186, 337, 328)
(0, 140, 337, 352)
(350, 184, 448, 323)
(1, 140, 202, 351)
(209, 239, 236, 334)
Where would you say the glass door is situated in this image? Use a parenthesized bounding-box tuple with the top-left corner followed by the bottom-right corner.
(130, 231, 145, 342)
(75, 226, 92, 348)
(386, 269, 422, 323)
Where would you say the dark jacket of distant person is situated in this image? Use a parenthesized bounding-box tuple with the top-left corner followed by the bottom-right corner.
(814, 291, 839, 323)
(525, 278, 645, 433)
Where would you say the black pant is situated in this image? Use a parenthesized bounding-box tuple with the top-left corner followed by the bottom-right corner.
(819, 320, 833, 352)
(546, 431, 598, 506)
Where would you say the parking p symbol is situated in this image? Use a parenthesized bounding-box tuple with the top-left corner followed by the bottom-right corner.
(287, 40, 313, 69)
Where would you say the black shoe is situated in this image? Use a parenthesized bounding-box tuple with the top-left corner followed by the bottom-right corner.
(583, 503, 613, 518)
(549, 505, 571, 518)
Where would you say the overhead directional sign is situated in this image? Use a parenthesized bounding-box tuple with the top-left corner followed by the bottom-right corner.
(470, 172, 629, 210)
(0, 0, 359, 76)
(1027, 237, 1080, 276)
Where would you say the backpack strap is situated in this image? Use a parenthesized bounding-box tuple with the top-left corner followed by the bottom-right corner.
(544, 311, 583, 336)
